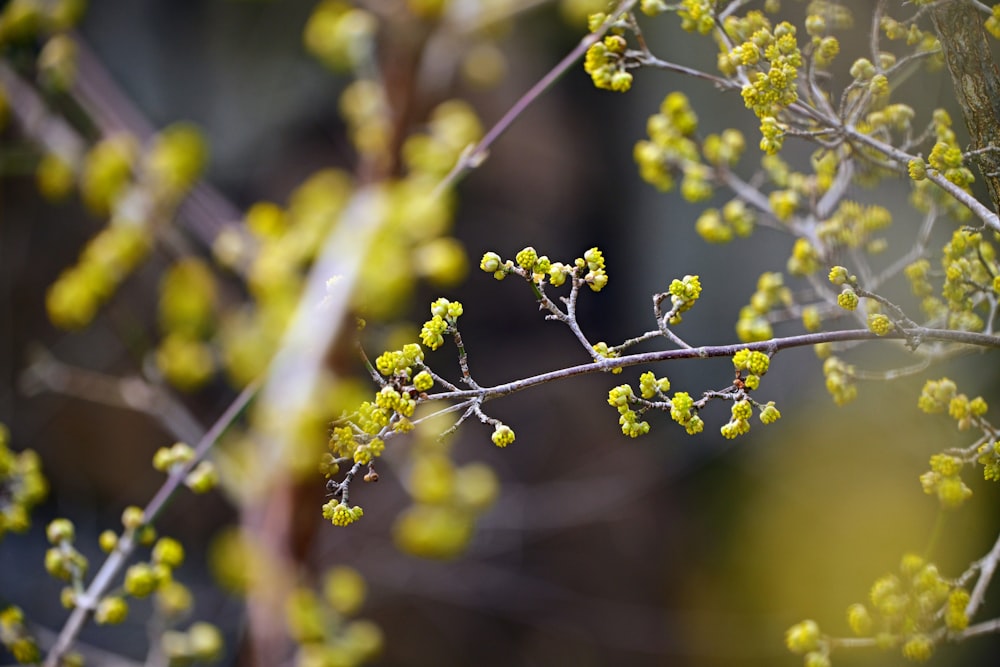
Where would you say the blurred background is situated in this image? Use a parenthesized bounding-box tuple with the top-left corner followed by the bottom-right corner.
(2, 0, 1000, 666)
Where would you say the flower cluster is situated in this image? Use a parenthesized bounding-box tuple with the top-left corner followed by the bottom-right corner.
(592, 341, 623, 374)
(45, 224, 150, 330)
(155, 258, 218, 391)
(822, 356, 857, 405)
(633, 92, 705, 195)
(584, 34, 633, 92)
(46, 510, 215, 646)
(718, 350, 780, 438)
(0, 423, 47, 541)
(394, 435, 500, 559)
(919, 453, 972, 510)
(817, 201, 892, 252)
(322, 501, 365, 527)
(845, 554, 968, 662)
(491, 423, 516, 448)
(481, 245, 609, 293)
(916, 378, 987, 429)
(0, 606, 40, 664)
(607, 383, 651, 438)
(976, 440, 1000, 482)
(285, 566, 383, 666)
(303, 1, 378, 72)
(695, 199, 756, 244)
(909, 110, 974, 222)
(151, 441, 218, 494)
(788, 556, 969, 665)
(666, 274, 702, 324)
(677, 0, 715, 34)
(736, 272, 791, 342)
(938, 230, 996, 332)
(403, 100, 484, 178)
(786, 237, 821, 276)
(729, 21, 802, 150)
(420, 298, 463, 350)
(732, 348, 770, 388)
(828, 267, 863, 311)
(867, 313, 893, 336)
(44, 518, 88, 584)
(606, 371, 720, 438)
(669, 391, 704, 435)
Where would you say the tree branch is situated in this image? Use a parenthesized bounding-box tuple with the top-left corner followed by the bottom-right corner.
(423, 327, 1000, 404)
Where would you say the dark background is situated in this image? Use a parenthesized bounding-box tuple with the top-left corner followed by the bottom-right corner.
(2, 1, 1000, 666)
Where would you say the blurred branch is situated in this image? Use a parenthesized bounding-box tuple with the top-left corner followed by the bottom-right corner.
(423, 327, 1000, 406)
(19, 345, 204, 445)
(43, 376, 260, 667)
(0, 38, 245, 257)
(70, 36, 244, 246)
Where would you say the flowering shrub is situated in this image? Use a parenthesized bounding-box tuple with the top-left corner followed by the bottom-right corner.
(4, 1, 1000, 666)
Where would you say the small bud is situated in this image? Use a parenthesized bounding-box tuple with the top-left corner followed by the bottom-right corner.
(95, 596, 129, 625)
(121, 506, 145, 531)
(46, 518, 75, 544)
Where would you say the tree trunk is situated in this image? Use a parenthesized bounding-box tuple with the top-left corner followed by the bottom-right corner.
(931, 0, 1000, 214)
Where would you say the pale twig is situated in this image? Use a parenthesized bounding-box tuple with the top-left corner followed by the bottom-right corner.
(959, 617, 1000, 638)
(965, 528, 1000, 621)
(872, 206, 940, 289)
(421, 327, 1000, 404)
(630, 52, 736, 88)
(844, 128, 1000, 233)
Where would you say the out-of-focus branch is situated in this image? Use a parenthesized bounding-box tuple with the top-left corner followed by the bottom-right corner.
(70, 36, 245, 247)
(43, 376, 260, 667)
(19, 346, 204, 446)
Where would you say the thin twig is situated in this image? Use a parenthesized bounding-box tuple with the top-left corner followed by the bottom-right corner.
(965, 528, 1000, 621)
(421, 327, 1000, 404)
